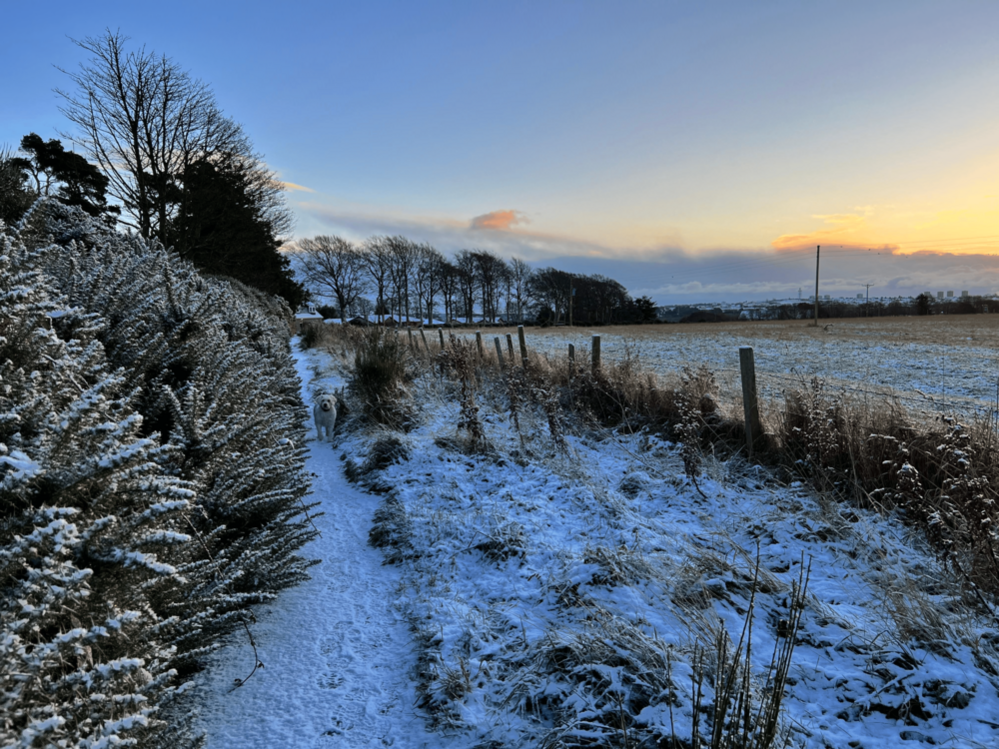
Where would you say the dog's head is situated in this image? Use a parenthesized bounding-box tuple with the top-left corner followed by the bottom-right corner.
(317, 394, 337, 413)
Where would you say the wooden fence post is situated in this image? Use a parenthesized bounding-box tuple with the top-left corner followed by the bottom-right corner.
(436, 329, 447, 376)
(475, 330, 484, 359)
(494, 337, 506, 370)
(506, 334, 515, 361)
(419, 328, 430, 355)
(591, 335, 601, 373)
(739, 346, 763, 457)
(407, 328, 415, 350)
(518, 325, 529, 366)
(568, 343, 575, 380)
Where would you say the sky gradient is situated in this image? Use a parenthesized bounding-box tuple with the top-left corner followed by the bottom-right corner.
(3, 1, 999, 302)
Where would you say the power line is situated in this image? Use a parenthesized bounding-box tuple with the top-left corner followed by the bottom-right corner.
(656, 248, 869, 283)
(654, 248, 893, 285)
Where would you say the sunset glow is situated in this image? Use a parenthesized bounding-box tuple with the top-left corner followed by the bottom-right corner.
(3, 0, 999, 300)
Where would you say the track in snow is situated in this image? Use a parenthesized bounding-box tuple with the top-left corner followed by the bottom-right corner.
(194, 346, 440, 748)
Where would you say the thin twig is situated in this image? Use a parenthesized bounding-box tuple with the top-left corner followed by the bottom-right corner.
(184, 515, 264, 692)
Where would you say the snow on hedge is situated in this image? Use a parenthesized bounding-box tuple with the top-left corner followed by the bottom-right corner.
(1, 201, 315, 747)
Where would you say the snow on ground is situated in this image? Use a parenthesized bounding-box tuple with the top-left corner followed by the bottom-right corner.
(468, 326, 999, 417)
(193, 344, 444, 748)
(347, 362, 999, 748)
(197, 336, 999, 748)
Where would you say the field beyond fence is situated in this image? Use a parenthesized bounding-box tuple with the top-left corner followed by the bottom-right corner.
(301, 317, 999, 747)
(481, 315, 999, 420)
(317, 316, 999, 600)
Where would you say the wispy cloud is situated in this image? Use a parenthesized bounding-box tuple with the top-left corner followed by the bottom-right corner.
(296, 202, 611, 262)
(280, 181, 316, 193)
(470, 209, 529, 231)
(292, 201, 999, 303)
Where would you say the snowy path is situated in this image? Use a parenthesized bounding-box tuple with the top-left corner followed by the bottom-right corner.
(195, 346, 440, 748)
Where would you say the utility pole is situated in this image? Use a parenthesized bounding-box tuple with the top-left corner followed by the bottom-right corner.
(864, 283, 873, 316)
(813, 245, 820, 326)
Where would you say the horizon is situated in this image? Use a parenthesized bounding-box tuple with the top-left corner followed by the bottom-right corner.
(3, 0, 998, 303)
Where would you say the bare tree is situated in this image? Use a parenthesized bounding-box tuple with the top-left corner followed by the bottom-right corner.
(471, 250, 508, 323)
(508, 257, 533, 323)
(57, 30, 289, 246)
(361, 236, 394, 323)
(439, 258, 459, 324)
(413, 243, 447, 324)
(529, 267, 572, 324)
(294, 235, 369, 323)
(454, 250, 477, 323)
(353, 296, 375, 318)
(385, 235, 418, 322)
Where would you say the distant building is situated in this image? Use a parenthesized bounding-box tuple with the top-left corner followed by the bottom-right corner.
(294, 304, 323, 334)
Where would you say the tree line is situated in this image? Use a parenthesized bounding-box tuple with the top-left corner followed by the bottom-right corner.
(293, 234, 658, 326)
(757, 294, 998, 321)
(0, 30, 305, 308)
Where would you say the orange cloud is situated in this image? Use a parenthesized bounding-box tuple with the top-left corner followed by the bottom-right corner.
(280, 181, 316, 193)
(771, 213, 868, 251)
(470, 209, 528, 231)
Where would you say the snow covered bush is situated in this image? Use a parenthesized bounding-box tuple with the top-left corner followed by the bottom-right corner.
(922, 420, 999, 597)
(0, 231, 194, 747)
(780, 376, 999, 608)
(2, 200, 317, 745)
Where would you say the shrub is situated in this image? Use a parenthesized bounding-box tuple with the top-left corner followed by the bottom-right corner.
(299, 321, 324, 348)
(0, 228, 192, 747)
(351, 328, 412, 427)
(776, 376, 999, 608)
(3, 200, 317, 746)
(440, 336, 487, 451)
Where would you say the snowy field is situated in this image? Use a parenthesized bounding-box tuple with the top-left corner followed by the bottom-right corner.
(196, 334, 999, 748)
(476, 316, 999, 419)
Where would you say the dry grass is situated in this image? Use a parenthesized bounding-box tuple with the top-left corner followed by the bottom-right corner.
(324, 321, 999, 631)
(775, 383, 999, 586)
(314, 320, 999, 747)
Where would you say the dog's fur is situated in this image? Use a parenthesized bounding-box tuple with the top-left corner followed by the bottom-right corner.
(314, 394, 338, 442)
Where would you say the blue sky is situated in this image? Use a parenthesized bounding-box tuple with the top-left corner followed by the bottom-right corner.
(4, 1, 999, 302)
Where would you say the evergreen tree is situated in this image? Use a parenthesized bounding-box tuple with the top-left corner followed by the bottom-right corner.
(0, 148, 35, 226)
(167, 157, 305, 308)
(17, 134, 119, 221)
(634, 295, 658, 323)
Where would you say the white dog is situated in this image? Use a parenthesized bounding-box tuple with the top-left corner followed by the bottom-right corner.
(314, 394, 338, 442)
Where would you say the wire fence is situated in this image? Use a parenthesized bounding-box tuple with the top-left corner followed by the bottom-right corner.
(458, 329, 999, 424)
(708, 366, 987, 410)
